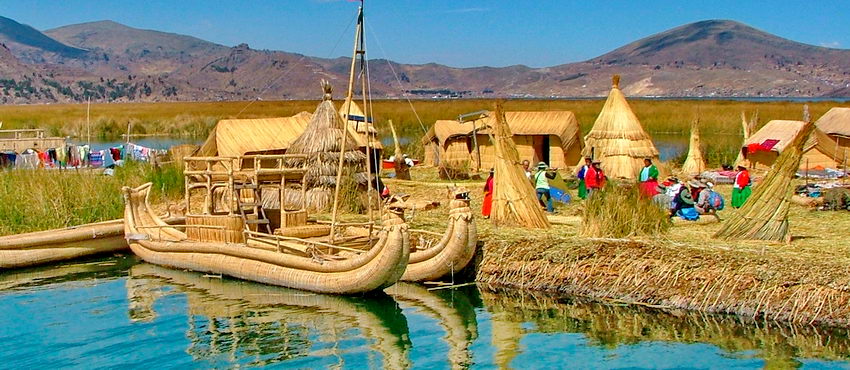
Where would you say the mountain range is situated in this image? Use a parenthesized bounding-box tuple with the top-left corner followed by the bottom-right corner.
(0, 16, 848, 104)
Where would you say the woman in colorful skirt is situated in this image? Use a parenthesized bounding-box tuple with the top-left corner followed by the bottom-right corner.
(731, 165, 752, 208)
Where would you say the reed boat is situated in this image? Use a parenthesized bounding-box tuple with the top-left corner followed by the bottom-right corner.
(402, 187, 477, 282)
(128, 263, 411, 368)
(0, 218, 182, 269)
(123, 152, 411, 294)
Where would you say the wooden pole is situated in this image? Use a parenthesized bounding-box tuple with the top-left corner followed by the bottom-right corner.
(86, 97, 91, 146)
(330, 2, 363, 241)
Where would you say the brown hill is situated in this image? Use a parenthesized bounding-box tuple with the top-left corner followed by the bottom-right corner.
(0, 17, 848, 102)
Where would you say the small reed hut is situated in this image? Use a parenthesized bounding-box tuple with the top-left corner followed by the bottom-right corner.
(195, 113, 313, 158)
(715, 120, 816, 242)
(680, 120, 706, 175)
(815, 107, 850, 148)
(422, 111, 584, 171)
(580, 75, 660, 179)
(286, 81, 368, 212)
(743, 118, 847, 171)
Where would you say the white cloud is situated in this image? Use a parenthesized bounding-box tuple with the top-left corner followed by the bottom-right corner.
(443, 7, 490, 14)
(820, 41, 841, 48)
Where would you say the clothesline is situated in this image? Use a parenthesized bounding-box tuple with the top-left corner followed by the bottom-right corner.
(0, 142, 165, 170)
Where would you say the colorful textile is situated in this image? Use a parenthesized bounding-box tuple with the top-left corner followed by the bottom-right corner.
(639, 165, 659, 182)
(639, 179, 660, 198)
(89, 151, 104, 168)
(578, 179, 587, 199)
(585, 167, 606, 190)
(482, 176, 494, 217)
(731, 186, 752, 208)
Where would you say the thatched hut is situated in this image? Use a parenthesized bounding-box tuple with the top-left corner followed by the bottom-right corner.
(340, 98, 383, 171)
(742, 119, 847, 170)
(195, 113, 313, 159)
(286, 81, 368, 212)
(422, 111, 584, 170)
(815, 107, 850, 148)
(580, 75, 659, 179)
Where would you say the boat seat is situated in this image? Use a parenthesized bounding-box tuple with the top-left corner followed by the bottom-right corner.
(274, 224, 332, 239)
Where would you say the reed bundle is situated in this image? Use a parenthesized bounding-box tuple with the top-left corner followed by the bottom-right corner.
(735, 111, 758, 166)
(580, 183, 671, 238)
(680, 119, 706, 175)
(580, 75, 660, 179)
(714, 121, 815, 242)
(285, 81, 367, 212)
(489, 102, 550, 229)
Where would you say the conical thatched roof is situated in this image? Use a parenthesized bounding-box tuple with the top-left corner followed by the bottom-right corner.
(581, 75, 659, 179)
(680, 120, 706, 175)
(287, 81, 367, 211)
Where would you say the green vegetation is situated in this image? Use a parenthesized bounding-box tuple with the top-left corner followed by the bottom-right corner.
(0, 162, 183, 236)
(580, 183, 672, 238)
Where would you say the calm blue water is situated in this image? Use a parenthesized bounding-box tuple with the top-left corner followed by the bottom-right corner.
(1, 256, 848, 369)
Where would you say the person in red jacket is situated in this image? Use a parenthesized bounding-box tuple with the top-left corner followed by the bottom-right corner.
(731, 165, 751, 208)
(584, 160, 606, 196)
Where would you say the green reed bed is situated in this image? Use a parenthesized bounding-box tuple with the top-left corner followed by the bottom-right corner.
(0, 162, 183, 236)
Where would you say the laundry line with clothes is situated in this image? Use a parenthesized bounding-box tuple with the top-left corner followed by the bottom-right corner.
(0, 142, 166, 171)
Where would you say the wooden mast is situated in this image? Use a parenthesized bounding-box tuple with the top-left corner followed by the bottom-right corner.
(331, 0, 366, 240)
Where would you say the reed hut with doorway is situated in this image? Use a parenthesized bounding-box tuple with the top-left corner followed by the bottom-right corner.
(742, 119, 846, 170)
(422, 111, 583, 171)
(286, 82, 368, 212)
(580, 75, 659, 179)
(815, 107, 850, 148)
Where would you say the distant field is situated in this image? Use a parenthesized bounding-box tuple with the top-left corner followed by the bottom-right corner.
(0, 99, 844, 162)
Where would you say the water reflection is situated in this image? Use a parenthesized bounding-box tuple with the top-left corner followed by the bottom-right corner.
(480, 287, 850, 368)
(127, 263, 412, 368)
(1, 257, 849, 368)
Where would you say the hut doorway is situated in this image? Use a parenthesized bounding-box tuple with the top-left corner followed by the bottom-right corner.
(532, 135, 550, 166)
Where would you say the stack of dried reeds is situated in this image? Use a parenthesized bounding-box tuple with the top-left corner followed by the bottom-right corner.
(580, 75, 659, 179)
(735, 111, 758, 165)
(581, 183, 671, 238)
(714, 120, 816, 242)
(680, 119, 706, 175)
(286, 81, 367, 212)
(490, 102, 550, 229)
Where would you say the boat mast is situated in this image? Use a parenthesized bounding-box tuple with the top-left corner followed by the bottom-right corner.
(331, 0, 371, 239)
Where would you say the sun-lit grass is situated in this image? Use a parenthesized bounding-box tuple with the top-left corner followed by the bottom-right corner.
(0, 162, 183, 236)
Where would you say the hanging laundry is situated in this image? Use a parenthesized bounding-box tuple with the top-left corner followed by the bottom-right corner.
(38, 151, 52, 168)
(55, 146, 67, 168)
(89, 150, 104, 168)
(102, 149, 115, 168)
(15, 149, 39, 169)
(109, 147, 121, 161)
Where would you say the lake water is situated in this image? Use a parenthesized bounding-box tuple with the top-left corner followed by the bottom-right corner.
(2, 256, 848, 369)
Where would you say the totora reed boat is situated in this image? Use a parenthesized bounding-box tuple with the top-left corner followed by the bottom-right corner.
(0, 217, 183, 269)
(402, 187, 477, 282)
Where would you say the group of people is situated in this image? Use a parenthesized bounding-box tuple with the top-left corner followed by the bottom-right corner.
(481, 155, 755, 220)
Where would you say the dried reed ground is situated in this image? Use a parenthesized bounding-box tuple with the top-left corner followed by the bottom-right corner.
(382, 166, 850, 328)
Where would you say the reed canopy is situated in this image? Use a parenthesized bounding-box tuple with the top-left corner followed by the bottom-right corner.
(680, 120, 706, 175)
(422, 110, 583, 171)
(195, 113, 313, 158)
(815, 107, 850, 146)
(580, 75, 659, 179)
(715, 121, 816, 242)
(286, 81, 367, 212)
(489, 103, 550, 229)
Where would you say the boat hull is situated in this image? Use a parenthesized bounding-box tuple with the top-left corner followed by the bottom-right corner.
(123, 183, 410, 295)
(401, 199, 477, 282)
(0, 218, 181, 269)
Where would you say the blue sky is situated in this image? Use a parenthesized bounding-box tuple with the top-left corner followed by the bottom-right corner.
(2, 0, 849, 68)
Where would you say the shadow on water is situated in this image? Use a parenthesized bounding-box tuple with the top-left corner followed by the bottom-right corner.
(2, 257, 850, 368)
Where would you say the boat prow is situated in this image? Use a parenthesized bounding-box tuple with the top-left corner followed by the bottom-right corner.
(123, 182, 409, 294)
(401, 187, 477, 282)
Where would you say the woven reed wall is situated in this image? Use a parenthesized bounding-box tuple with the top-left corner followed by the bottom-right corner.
(186, 215, 246, 243)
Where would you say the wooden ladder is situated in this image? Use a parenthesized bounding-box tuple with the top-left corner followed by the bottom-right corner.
(234, 174, 272, 234)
